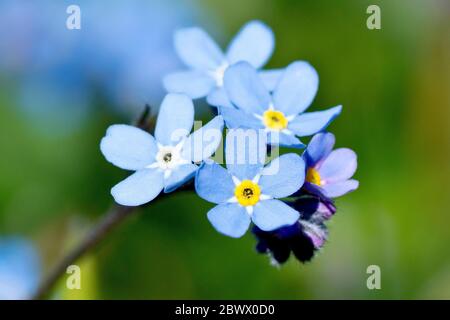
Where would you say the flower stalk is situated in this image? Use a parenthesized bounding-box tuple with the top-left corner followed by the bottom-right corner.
(32, 204, 135, 299)
(32, 105, 173, 300)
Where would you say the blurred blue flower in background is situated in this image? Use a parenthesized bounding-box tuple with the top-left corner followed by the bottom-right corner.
(0, 0, 203, 133)
(253, 196, 328, 265)
(0, 237, 40, 300)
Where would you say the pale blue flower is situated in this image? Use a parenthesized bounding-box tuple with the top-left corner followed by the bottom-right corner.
(101, 93, 224, 206)
(220, 61, 342, 148)
(164, 20, 283, 108)
(0, 237, 40, 300)
(195, 131, 305, 238)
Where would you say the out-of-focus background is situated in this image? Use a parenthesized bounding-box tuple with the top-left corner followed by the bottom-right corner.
(0, 0, 449, 299)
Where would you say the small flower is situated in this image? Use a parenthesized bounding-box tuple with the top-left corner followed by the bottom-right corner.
(220, 61, 342, 148)
(195, 131, 306, 238)
(253, 196, 328, 264)
(101, 93, 224, 206)
(303, 132, 359, 198)
(0, 237, 41, 300)
(164, 20, 283, 108)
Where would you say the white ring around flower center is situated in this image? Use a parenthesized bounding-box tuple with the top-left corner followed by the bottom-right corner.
(210, 62, 229, 87)
(253, 104, 296, 135)
(227, 174, 272, 216)
(146, 140, 190, 178)
(155, 145, 183, 170)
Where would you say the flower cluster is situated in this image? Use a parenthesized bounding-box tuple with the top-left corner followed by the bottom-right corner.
(100, 21, 358, 264)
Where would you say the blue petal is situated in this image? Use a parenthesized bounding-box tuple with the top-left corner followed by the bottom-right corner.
(318, 148, 357, 183)
(111, 169, 164, 206)
(226, 20, 274, 69)
(273, 61, 319, 115)
(163, 71, 215, 99)
(195, 162, 235, 204)
(174, 27, 225, 70)
(268, 131, 305, 148)
(100, 124, 157, 170)
(182, 115, 224, 162)
(219, 106, 263, 129)
(223, 61, 271, 114)
(252, 200, 300, 231)
(207, 203, 251, 238)
(206, 87, 234, 108)
(259, 68, 284, 91)
(259, 153, 305, 198)
(321, 179, 359, 198)
(304, 132, 335, 167)
(0, 238, 40, 300)
(288, 105, 342, 137)
(155, 93, 194, 145)
(225, 129, 266, 180)
(164, 163, 198, 193)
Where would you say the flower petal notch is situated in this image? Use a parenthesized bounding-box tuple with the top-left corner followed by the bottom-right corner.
(100, 93, 224, 206)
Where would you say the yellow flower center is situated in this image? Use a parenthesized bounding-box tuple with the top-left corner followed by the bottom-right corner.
(234, 180, 261, 206)
(306, 168, 321, 185)
(262, 110, 288, 131)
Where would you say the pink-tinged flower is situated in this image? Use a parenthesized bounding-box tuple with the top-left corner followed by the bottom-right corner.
(303, 132, 358, 198)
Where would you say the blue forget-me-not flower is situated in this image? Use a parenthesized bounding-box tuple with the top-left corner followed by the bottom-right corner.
(219, 61, 342, 148)
(195, 131, 306, 238)
(303, 132, 358, 198)
(101, 93, 224, 206)
(164, 20, 283, 108)
(0, 237, 41, 300)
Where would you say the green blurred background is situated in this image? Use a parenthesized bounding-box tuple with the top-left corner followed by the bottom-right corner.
(0, 0, 449, 299)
